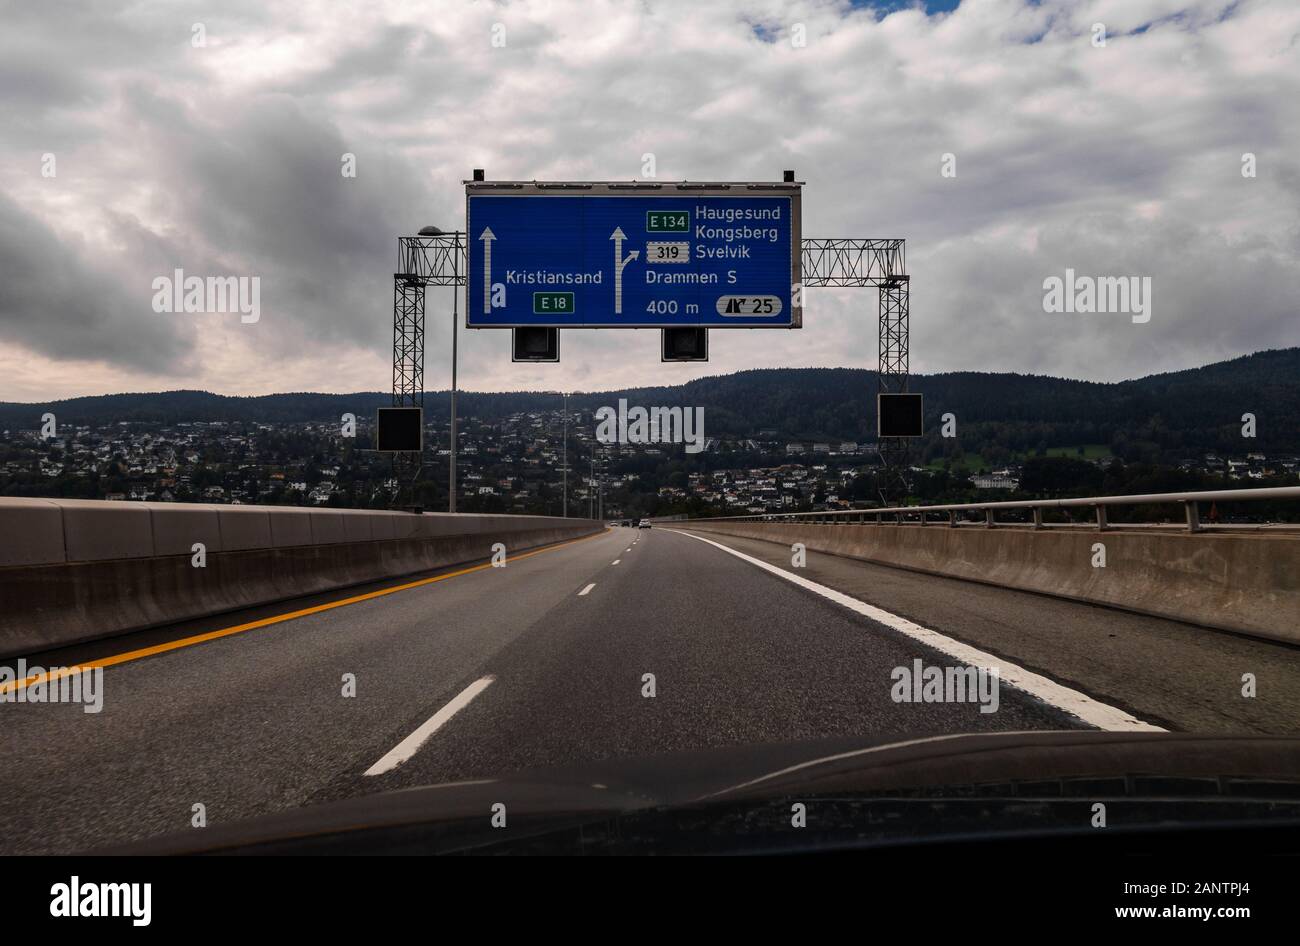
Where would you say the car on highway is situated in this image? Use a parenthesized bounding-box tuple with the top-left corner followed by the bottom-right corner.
(638, 518, 651, 529)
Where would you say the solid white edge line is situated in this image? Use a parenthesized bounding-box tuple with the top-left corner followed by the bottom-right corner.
(365, 675, 496, 776)
(578, 582, 596, 596)
(665, 529, 1165, 734)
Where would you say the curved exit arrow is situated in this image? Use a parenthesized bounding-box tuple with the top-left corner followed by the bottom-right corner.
(611, 227, 639, 315)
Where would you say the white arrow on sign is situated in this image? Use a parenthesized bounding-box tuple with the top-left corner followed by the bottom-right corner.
(479, 227, 496, 315)
(611, 227, 639, 314)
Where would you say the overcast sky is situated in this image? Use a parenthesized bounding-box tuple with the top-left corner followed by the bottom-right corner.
(1, 0, 1297, 401)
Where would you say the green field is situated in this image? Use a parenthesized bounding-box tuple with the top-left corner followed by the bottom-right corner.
(925, 444, 1112, 474)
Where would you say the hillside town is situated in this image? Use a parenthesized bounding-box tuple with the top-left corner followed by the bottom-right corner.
(3, 406, 1296, 520)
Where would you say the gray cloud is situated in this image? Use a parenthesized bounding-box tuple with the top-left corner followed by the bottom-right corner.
(1, 0, 1297, 399)
(0, 191, 192, 369)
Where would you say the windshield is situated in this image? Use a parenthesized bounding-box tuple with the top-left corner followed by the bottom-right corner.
(2, 0, 1298, 921)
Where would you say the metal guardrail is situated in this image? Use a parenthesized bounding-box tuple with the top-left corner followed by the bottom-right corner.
(661, 486, 1300, 533)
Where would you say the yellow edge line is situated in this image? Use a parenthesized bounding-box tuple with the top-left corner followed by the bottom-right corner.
(0, 529, 609, 695)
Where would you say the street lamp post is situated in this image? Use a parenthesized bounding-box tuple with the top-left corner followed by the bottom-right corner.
(598, 446, 605, 520)
(449, 251, 459, 514)
(543, 391, 571, 517)
(562, 392, 569, 517)
(418, 225, 463, 516)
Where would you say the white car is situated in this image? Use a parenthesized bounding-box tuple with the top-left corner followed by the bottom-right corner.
(638, 519, 651, 529)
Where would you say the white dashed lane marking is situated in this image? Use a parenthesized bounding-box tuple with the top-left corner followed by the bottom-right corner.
(365, 676, 496, 776)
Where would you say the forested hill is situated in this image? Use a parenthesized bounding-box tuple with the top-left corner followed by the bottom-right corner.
(2, 348, 1297, 457)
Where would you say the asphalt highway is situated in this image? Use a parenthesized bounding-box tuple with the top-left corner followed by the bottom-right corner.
(3, 525, 1298, 854)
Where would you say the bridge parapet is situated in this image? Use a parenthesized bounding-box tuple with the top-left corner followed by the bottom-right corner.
(0, 499, 602, 658)
(670, 516, 1300, 643)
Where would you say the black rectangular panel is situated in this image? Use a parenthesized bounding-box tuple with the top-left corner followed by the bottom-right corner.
(662, 327, 708, 361)
(512, 327, 560, 362)
(376, 407, 423, 452)
(877, 393, 923, 438)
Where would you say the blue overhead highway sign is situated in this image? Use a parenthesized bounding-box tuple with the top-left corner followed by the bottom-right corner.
(465, 182, 802, 328)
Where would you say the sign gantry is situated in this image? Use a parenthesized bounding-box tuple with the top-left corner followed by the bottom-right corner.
(391, 177, 915, 502)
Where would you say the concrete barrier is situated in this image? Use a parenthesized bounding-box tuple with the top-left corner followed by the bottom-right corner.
(672, 520, 1300, 644)
(0, 499, 602, 658)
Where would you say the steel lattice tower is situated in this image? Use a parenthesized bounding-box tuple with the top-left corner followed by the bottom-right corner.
(392, 275, 425, 408)
(393, 230, 913, 507)
(877, 276, 911, 501)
